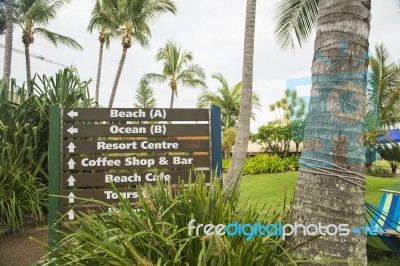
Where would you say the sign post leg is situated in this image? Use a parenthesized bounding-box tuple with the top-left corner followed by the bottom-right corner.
(210, 105, 222, 180)
(48, 104, 61, 250)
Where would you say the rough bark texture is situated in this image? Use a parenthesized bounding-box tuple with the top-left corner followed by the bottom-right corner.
(288, 1, 371, 265)
(169, 77, 177, 108)
(108, 47, 128, 108)
(95, 38, 105, 106)
(169, 89, 175, 108)
(2, 0, 14, 94)
(224, 0, 256, 194)
(24, 42, 32, 93)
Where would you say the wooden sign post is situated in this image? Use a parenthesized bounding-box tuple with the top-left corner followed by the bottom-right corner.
(48, 104, 221, 248)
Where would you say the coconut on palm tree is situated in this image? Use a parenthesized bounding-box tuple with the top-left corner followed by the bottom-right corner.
(88, 0, 118, 106)
(14, 0, 83, 92)
(197, 73, 260, 130)
(145, 41, 207, 108)
(107, 0, 176, 108)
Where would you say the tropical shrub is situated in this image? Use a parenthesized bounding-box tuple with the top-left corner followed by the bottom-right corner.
(222, 157, 231, 172)
(0, 154, 46, 235)
(38, 177, 302, 265)
(367, 166, 393, 178)
(244, 154, 297, 175)
(251, 121, 292, 154)
(0, 68, 93, 234)
(224, 155, 299, 175)
(377, 143, 400, 174)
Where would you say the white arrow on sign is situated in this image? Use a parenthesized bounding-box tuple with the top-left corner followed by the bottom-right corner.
(68, 192, 76, 203)
(67, 126, 78, 135)
(67, 175, 76, 187)
(67, 142, 76, 153)
(67, 158, 76, 170)
(67, 110, 79, 118)
(67, 210, 75, 220)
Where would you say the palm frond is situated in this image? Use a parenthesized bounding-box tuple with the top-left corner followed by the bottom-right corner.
(34, 27, 83, 50)
(368, 43, 400, 127)
(180, 79, 207, 90)
(177, 65, 207, 83)
(143, 73, 167, 84)
(211, 73, 229, 90)
(87, 0, 118, 34)
(274, 0, 318, 50)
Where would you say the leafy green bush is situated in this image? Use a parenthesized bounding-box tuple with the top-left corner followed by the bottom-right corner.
(243, 154, 299, 175)
(0, 81, 47, 235)
(222, 158, 231, 171)
(282, 155, 299, 171)
(377, 143, 400, 174)
(0, 68, 93, 234)
(223, 155, 299, 175)
(39, 177, 303, 265)
(0, 159, 46, 235)
(367, 166, 393, 178)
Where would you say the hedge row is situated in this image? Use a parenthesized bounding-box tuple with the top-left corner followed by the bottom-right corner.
(223, 154, 299, 175)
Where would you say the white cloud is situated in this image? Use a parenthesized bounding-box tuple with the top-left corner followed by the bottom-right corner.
(1, 0, 399, 132)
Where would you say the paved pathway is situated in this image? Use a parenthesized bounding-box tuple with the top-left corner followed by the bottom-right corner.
(0, 227, 48, 266)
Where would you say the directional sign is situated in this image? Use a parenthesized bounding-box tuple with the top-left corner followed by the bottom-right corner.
(62, 189, 140, 204)
(66, 126, 78, 135)
(63, 108, 209, 122)
(62, 124, 209, 137)
(67, 110, 79, 119)
(67, 158, 76, 169)
(68, 192, 75, 203)
(62, 171, 211, 187)
(67, 142, 76, 153)
(61, 204, 139, 218)
(66, 175, 76, 186)
(48, 105, 222, 247)
(67, 210, 75, 220)
(62, 155, 210, 170)
(62, 140, 210, 153)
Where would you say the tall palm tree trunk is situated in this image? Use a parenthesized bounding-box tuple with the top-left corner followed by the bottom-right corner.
(108, 47, 128, 108)
(2, 0, 14, 95)
(287, 0, 371, 264)
(169, 90, 175, 108)
(95, 40, 105, 106)
(24, 42, 32, 94)
(224, 0, 257, 194)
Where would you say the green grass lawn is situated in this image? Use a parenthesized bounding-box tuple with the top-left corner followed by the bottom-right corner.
(239, 171, 399, 207)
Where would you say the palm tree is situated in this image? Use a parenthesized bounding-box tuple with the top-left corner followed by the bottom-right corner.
(224, 0, 257, 195)
(145, 41, 207, 108)
(107, 0, 176, 108)
(275, 0, 371, 263)
(269, 103, 278, 120)
(14, 0, 82, 92)
(2, 0, 14, 94)
(274, 0, 400, 50)
(368, 43, 400, 128)
(88, 0, 117, 106)
(134, 78, 157, 108)
(197, 73, 261, 130)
